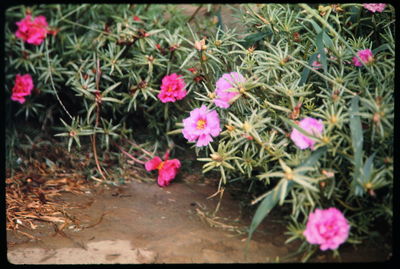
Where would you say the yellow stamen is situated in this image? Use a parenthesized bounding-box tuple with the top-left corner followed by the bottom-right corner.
(196, 119, 206, 130)
(156, 161, 165, 170)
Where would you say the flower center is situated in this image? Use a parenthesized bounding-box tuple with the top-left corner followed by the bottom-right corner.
(196, 119, 206, 130)
(167, 86, 173, 92)
(156, 161, 165, 170)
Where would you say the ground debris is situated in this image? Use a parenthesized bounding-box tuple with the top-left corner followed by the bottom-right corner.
(6, 169, 92, 239)
(195, 208, 245, 235)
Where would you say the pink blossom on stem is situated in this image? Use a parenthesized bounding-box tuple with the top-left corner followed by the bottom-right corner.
(15, 15, 49, 45)
(290, 117, 324, 150)
(11, 74, 34, 104)
(157, 73, 187, 103)
(145, 153, 181, 187)
(182, 105, 221, 147)
(363, 3, 387, 13)
(303, 208, 350, 251)
(312, 60, 322, 69)
(352, 49, 374, 67)
(214, 72, 246, 109)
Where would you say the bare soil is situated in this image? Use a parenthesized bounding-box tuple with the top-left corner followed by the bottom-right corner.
(7, 177, 390, 264)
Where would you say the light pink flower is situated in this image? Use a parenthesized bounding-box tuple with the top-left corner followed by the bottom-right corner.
(303, 208, 350, 251)
(157, 73, 187, 103)
(11, 74, 34, 104)
(352, 49, 374, 67)
(182, 105, 221, 147)
(145, 152, 181, 187)
(15, 15, 49, 45)
(290, 117, 324, 150)
(363, 3, 387, 13)
(214, 72, 246, 109)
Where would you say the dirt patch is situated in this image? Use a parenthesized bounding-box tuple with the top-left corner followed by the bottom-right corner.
(7, 178, 390, 264)
(6, 179, 289, 264)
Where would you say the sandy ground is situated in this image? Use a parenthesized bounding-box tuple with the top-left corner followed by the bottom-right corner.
(7, 179, 390, 264)
(7, 180, 291, 264)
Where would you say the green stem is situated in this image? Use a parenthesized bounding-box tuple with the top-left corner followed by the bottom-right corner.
(56, 4, 88, 24)
(298, 4, 382, 88)
(61, 18, 119, 38)
(45, 39, 73, 121)
(288, 55, 356, 96)
(199, 51, 214, 92)
(335, 197, 362, 211)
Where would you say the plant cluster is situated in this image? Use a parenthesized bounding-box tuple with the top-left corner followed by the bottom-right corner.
(5, 3, 393, 261)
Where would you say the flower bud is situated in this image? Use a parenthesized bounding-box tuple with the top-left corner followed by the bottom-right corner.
(225, 125, 235, 132)
(194, 39, 206, 50)
(242, 121, 252, 132)
(208, 92, 216, 99)
(211, 153, 223, 162)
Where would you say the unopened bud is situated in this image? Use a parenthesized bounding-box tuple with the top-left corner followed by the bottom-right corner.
(322, 170, 334, 178)
(208, 92, 216, 99)
(242, 122, 252, 132)
(365, 182, 373, 190)
(211, 153, 223, 162)
(321, 135, 330, 144)
(146, 55, 154, 62)
(225, 125, 235, 132)
(284, 171, 294, 180)
(194, 39, 206, 50)
(329, 115, 338, 125)
(212, 16, 218, 24)
(373, 112, 380, 123)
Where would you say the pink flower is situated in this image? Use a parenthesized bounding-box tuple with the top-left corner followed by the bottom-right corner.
(182, 105, 221, 147)
(312, 60, 322, 69)
(15, 15, 49, 45)
(11, 74, 34, 104)
(303, 208, 350, 251)
(363, 3, 387, 13)
(157, 73, 187, 103)
(214, 72, 246, 109)
(145, 152, 181, 187)
(352, 49, 374, 67)
(290, 117, 324, 150)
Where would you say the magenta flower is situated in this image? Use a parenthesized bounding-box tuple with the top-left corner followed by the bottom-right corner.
(157, 73, 187, 103)
(182, 105, 221, 147)
(15, 15, 49, 45)
(363, 3, 387, 13)
(290, 117, 324, 150)
(214, 72, 246, 109)
(11, 74, 34, 104)
(303, 208, 350, 251)
(145, 152, 181, 187)
(352, 49, 374, 67)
